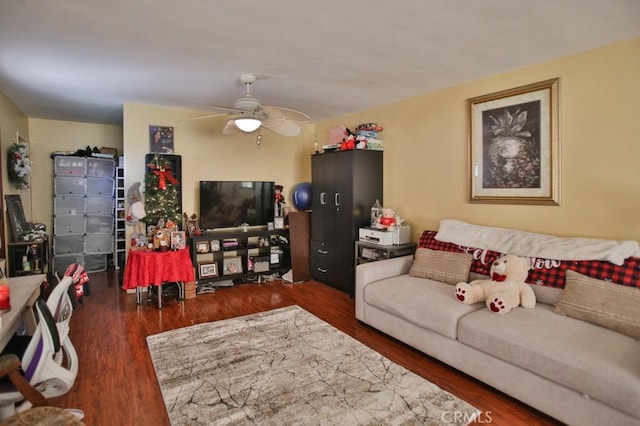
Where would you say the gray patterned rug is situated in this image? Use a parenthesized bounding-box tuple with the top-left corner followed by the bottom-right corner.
(146, 305, 479, 425)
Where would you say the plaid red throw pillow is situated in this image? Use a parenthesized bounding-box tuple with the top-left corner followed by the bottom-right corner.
(418, 230, 640, 289)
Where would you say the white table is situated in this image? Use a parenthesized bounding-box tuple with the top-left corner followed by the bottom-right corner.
(0, 274, 44, 351)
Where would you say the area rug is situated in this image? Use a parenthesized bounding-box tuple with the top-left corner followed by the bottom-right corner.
(146, 305, 480, 425)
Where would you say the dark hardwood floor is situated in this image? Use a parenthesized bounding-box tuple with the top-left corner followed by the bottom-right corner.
(47, 271, 562, 425)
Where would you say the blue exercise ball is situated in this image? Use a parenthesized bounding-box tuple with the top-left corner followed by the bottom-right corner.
(291, 182, 312, 210)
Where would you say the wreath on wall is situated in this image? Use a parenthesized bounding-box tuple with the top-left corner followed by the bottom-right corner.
(8, 143, 32, 189)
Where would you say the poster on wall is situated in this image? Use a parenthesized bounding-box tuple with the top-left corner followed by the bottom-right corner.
(149, 125, 174, 153)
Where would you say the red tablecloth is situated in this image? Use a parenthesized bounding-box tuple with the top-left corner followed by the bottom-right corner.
(122, 248, 195, 290)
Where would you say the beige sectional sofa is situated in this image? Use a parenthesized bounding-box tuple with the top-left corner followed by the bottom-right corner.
(355, 221, 640, 426)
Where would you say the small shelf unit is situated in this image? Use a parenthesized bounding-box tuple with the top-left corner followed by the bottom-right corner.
(355, 240, 416, 267)
(189, 228, 290, 287)
(114, 156, 126, 270)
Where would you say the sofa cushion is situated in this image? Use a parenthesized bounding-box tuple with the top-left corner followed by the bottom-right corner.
(555, 270, 640, 339)
(458, 304, 640, 419)
(363, 275, 483, 339)
(409, 248, 473, 284)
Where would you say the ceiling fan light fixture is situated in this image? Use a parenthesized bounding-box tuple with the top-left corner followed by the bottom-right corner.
(234, 117, 262, 132)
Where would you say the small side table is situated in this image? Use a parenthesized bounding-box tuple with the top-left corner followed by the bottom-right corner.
(7, 238, 49, 277)
(354, 240, 416, 268)
(122, 248, 194, 308)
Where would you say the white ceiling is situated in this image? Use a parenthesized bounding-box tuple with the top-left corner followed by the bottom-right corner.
(1, 0, 639, 126)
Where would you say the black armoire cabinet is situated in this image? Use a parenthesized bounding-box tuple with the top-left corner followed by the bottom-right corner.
(310, 150, 383, 295)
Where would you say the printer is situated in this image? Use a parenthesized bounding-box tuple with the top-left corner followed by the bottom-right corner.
(359, 226, 411, 246)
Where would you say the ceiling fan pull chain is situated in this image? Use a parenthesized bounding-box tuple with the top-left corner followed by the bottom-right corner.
(256, 134, 263, 148)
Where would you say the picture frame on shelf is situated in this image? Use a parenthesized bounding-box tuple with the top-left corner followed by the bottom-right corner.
(274, 217, 285, 229)
(186, 219, 199, 237)
(196, 241, 210, 253)
(170, 231, 186, 250)
(223, 256, 243, 275)
(210, 240, 220, 252)
(5, 195, 28, 242)
(198, 262, 218, 278)
(468, 78, 560, 205)
(247, 236, 260, 248)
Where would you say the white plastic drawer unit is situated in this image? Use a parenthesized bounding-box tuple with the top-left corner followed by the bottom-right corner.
(55, 177, 85, 196)
(85, 234, 113, 253)
(54, 196, 85, 216)
(86, 158, 115, 178)
(52, 255, 84, 277)
(54, 157, 86, 176)
(86, 177, 114, 197)
(85, 215, 114, 234)
(54, 235, 84, 255)
(84, 254, 107, 272)
(85, 197, 113, 216)
(54, 216, 85, 235)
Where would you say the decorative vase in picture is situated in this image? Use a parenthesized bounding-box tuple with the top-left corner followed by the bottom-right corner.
(485, 108, 540, 189)
(8, 143, 31, 189)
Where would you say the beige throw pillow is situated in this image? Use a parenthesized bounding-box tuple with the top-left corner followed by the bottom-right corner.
(555, 270, 640, 339)
(409, 248, 473, 284)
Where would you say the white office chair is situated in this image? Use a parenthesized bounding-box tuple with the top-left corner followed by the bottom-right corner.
(0, 299, 78, 419)
(46, 276, 75, 349)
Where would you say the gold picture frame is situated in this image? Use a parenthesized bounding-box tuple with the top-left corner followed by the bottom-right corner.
(196, 241, 209, 253)
(468, 78, 560, 205)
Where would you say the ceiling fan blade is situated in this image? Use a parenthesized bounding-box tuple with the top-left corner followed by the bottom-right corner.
(223, 119, 239, 135)
(261, 106, 310, 123)
(179, 112, 227, 122)
(209, 104, 243, 114)
(261, 118, 301, 137)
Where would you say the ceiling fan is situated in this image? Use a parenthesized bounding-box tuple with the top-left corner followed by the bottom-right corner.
(194, 74, 311, 137)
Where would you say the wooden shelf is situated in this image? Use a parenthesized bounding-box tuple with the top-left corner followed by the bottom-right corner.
(189, 227, 290, 286)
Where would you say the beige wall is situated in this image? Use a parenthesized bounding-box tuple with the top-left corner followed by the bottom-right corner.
(28, 119, 123, 234)
(122, 103, 314, 244)
(315, 37, 640, 242)
(0, 91, 29, 251)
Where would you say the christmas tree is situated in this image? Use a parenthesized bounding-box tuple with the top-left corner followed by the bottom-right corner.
(144, 155, 181, 227)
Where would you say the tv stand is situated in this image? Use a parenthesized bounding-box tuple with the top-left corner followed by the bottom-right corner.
(189, 227, 290, 288)
(204, 224, 268, 233)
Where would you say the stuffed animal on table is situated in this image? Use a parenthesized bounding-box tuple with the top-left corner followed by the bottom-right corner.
(454, 254, 536, 314)
(376, 208, 396, 229)
(153, 229, 170, 251)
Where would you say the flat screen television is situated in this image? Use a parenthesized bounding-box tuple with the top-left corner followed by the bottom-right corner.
(199, 181, 275, 230)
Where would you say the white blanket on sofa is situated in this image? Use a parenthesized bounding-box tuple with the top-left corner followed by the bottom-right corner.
(435, 219, 640, 266)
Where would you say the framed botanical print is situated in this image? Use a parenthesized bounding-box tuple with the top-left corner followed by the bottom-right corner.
(468, 78, 560, 205)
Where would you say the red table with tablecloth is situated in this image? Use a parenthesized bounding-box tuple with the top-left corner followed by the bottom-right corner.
(123, 248, 195, 308)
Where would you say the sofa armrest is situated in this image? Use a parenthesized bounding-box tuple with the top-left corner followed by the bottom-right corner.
(355, 255, 414, 320)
